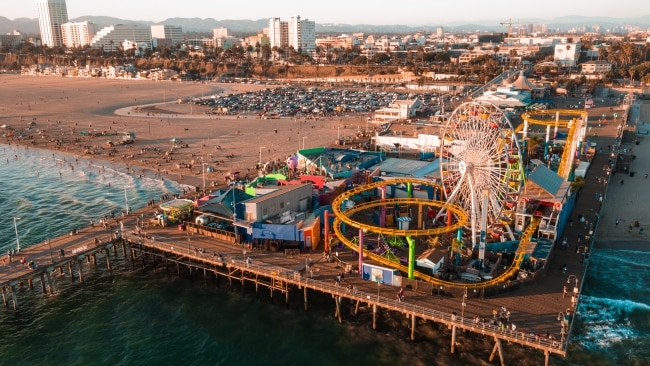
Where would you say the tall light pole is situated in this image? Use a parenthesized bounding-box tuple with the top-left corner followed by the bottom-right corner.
(461, 288, 468, 323)
(259, 146, 266, 166)
(13, 217, 21, 252)
(200, 156, 206, 191)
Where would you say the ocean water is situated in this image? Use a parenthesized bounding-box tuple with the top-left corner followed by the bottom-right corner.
(1, 143, 648, 366)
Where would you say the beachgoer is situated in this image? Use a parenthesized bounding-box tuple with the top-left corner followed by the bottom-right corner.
(563, 285, 567, 298)
(397, 287, 404, 302)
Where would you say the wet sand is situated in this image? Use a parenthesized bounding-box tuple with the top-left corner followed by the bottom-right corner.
(0, 75, 369, 190)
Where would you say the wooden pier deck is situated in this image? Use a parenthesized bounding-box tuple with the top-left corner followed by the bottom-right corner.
(1, 202, 569, 365)
(0, 104, 630, 366)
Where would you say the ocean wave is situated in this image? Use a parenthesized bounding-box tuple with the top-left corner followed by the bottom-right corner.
(574, 295, 650, 350)
(590, 250, 650, 267)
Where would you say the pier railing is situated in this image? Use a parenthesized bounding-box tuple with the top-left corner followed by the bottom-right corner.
(126, 234, 567, 355)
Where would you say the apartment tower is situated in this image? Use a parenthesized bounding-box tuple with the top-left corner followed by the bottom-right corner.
(36, 0, 69, 47)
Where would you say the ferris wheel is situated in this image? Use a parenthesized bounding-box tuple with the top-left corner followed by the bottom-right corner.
(438, 102, 523, 256)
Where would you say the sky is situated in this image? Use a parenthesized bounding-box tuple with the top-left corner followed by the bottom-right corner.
(4, 0, 647, 25)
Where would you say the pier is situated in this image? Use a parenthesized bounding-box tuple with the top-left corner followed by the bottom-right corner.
(0, 100, 636, 366)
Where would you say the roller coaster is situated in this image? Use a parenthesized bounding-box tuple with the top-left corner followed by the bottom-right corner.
(329, 103, 582, 289)
(520, 109, 588, 179)
(331, 177, 541, 289)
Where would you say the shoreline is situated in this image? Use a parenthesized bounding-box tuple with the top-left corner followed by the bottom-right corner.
(1, 76, 369, 193)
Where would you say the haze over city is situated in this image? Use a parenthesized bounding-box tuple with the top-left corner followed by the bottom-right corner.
(4, 0, 649, 25)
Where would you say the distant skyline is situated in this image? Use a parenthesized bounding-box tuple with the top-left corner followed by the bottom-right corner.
(4, 0, 649, 25)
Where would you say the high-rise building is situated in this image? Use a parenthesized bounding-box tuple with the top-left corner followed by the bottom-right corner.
(288, 15, 315, 52)
(268, 17, 288, 49)
(36, 0, 69, 47)
(151, 25, 183, 46)
(61, 21, 97, 47)
(268, 16, 315, 53)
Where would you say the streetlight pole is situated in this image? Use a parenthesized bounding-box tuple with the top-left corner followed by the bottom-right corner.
(461, 288, 468, 323)
(259, 146, 266, 166)
(13, 217, 21, 252)
(200, 156, 206, 191)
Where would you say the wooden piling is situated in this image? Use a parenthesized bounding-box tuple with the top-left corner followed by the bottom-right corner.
(9, 285, 18, 311)
(451, 325, 457, 353)
(411, 314, 416, 341)
(335, 296, 342, 323)
(105, 249, 112, 271)
(45, 271, 54, 295)
(40, 273, 47, 294)
(68, 262, 75, 282)
(545, 350, 550, 366)
(77, 260, 84, 283)
(303, 287, 308, 311)
(372, 304, 377, 329)
(2, 287, 7, 307)
(489, 337, 505, 366)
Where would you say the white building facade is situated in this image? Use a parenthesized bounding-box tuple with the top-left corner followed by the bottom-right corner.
(90, 24, 152, 52)
(268, 16, 315, 53)
(36, 0, 69, 47)
(61, 21, 97, 47)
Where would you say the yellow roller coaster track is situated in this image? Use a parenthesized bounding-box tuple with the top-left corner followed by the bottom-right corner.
(520, 109, 588, 128)
(520, 109, 588, 179)
(331, 177, 543, 289)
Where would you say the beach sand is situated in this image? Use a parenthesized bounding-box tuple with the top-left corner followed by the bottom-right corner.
(1, 75, 375, 191)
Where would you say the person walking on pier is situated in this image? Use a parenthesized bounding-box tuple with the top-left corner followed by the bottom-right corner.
(397, 287, 404, 302)
(563, 285, 568, 298)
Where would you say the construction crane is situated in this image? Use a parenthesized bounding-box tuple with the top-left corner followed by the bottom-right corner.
(499, 18, 526, 39)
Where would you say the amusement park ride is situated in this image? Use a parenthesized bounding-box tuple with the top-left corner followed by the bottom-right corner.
(329, 101, 588, 290)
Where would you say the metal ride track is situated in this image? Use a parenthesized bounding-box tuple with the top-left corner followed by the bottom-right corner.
(520, 109, 588, 178)
(331, 178, 542, 289)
